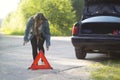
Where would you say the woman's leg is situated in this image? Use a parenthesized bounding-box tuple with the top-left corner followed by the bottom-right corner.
(31, 36, 38, 60)
(38, 38, 45, 62)
(38, 38, 45, 54)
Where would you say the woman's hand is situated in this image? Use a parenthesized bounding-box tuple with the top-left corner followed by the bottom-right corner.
(46, 46, 49, 51)
(23, 41, 28, 46)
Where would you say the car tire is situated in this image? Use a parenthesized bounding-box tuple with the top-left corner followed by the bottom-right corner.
(75, 47, 86, 59)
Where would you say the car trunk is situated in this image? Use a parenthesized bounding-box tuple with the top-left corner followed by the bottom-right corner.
(81, 22, 120, 35)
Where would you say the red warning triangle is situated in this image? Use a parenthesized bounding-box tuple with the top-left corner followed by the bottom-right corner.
(29, 50, 52, 70)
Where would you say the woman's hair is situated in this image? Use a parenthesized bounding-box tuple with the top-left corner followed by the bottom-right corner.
(33, 13, 47, 36)
(34, 13, 47, 23)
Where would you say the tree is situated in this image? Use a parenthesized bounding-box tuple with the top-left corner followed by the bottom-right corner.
(1, 0, 76, 36)
(1, 11, 25, 35)
(70, 0, 84, 21)
(41, 0, 76, 35)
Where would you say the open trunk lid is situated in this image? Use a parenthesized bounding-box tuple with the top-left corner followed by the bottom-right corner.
(83, 0, 120, 19)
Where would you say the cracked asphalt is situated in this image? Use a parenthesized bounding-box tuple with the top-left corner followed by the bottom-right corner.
(0, 34, 107, 80)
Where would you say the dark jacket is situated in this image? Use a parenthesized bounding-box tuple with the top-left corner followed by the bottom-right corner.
(24, 17, 51, 47)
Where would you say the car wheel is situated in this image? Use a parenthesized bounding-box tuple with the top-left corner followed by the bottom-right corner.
(75, 47, 86, 59)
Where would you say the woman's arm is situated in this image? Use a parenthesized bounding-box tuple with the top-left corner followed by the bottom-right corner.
(24, 17, 34, 42)
(44, 21, 51, 48)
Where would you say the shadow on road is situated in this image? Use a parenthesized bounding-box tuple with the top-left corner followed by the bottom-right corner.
(85, 53, 120, 62)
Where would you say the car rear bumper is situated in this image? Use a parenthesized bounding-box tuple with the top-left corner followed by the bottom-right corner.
(71, 35, 120, 51)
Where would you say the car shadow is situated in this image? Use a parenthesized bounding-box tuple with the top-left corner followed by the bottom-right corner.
(85, 53, 120, 62)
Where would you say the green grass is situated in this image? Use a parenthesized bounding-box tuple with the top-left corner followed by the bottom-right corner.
(91, 60, 120, 80)
(10, 31, 24, 35)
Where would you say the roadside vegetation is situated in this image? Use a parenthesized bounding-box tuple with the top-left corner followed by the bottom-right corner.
(91, 60, 120, 80)
(1, 0, 84, 36)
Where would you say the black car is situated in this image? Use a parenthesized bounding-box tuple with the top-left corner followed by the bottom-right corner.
(71, 0, 120, 59)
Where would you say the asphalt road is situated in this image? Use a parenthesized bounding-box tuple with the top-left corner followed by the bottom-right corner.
(0, 35, 107, 80)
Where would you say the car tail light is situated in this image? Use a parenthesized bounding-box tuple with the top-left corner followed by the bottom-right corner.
(72, 26, 78, 35)
(112, 29, 119, 35)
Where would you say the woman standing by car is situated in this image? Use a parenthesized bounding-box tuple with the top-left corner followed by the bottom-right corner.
(23, 13, 51, 60)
